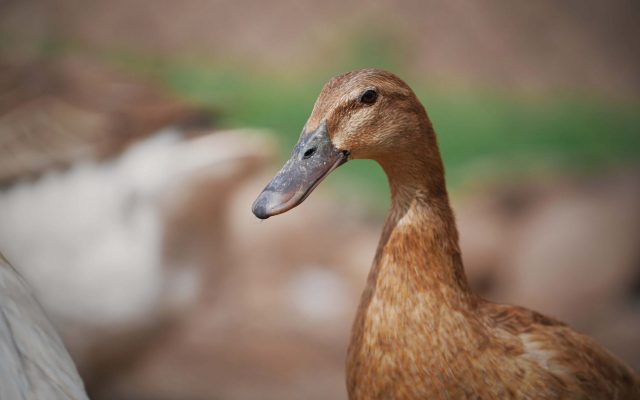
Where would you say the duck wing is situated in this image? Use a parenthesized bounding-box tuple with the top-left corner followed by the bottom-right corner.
(0, 252, 89, 400)
(482, 302, 639, 399)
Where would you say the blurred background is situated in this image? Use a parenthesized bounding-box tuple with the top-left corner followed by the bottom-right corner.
(0, 0, 639, 399)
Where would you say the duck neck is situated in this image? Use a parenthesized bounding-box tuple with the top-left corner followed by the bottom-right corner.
(372, 124, 475, 306)
(347, 124, 479, 391)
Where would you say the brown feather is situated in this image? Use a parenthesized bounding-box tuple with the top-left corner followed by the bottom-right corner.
(0, 58, 214, 186)
(305, 69, 640, 399)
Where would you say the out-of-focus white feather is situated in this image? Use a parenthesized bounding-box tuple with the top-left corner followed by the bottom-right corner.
(0, 128, 272, 328)
(0, 253, 88, 400)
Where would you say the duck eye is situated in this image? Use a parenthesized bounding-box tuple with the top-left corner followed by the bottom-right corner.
(360, 89, 378, 105)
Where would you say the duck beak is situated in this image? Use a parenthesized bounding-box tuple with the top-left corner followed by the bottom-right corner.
(252, 122, 349, 219)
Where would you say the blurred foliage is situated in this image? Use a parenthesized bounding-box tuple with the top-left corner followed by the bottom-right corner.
(113, 54, 640, 211)
(4, 31, 638, 211)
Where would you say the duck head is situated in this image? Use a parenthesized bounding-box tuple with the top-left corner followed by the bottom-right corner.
(252, 69, 430, 219)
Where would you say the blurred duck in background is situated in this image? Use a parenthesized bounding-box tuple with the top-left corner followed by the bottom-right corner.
(0, 57, 273, 394)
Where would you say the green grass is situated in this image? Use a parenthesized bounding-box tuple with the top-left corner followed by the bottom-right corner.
(118, 59, 639, 210)
(0, 43, 592, 211)
(428, 93, 640, 185)
(4, 32, 638, 211)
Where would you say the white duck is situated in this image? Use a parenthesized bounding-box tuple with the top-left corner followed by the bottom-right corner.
(0, 57, 273, 387)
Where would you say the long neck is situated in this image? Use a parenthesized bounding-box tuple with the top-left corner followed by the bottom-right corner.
(347, 121, 480, 396)
(371, 122, 474, 302)
(346, 112, 481, 398)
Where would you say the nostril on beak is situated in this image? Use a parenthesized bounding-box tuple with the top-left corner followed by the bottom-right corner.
(303, 147, 317, 159)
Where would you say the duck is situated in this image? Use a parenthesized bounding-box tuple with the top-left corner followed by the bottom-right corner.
(0, 56, 273, 391)
(0, 251, 89, 400)
(252, 69, 639, 399)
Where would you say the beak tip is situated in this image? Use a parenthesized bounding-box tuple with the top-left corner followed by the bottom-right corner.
(251, 194, 271, 220)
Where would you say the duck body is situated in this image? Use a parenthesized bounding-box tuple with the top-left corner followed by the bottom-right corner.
(346, 182, 637, 399)
(252, 69, 639, 399)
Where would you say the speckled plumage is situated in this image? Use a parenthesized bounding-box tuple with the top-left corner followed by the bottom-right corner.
(307, 69, 639, 399)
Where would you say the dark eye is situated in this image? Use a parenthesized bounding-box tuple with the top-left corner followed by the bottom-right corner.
(360, 89, 378, 105)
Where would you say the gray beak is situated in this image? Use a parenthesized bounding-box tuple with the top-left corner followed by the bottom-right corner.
(252, 122, 349, 219)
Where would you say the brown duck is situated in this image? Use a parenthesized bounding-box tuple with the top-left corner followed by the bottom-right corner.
(252, 69, 639, 399)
